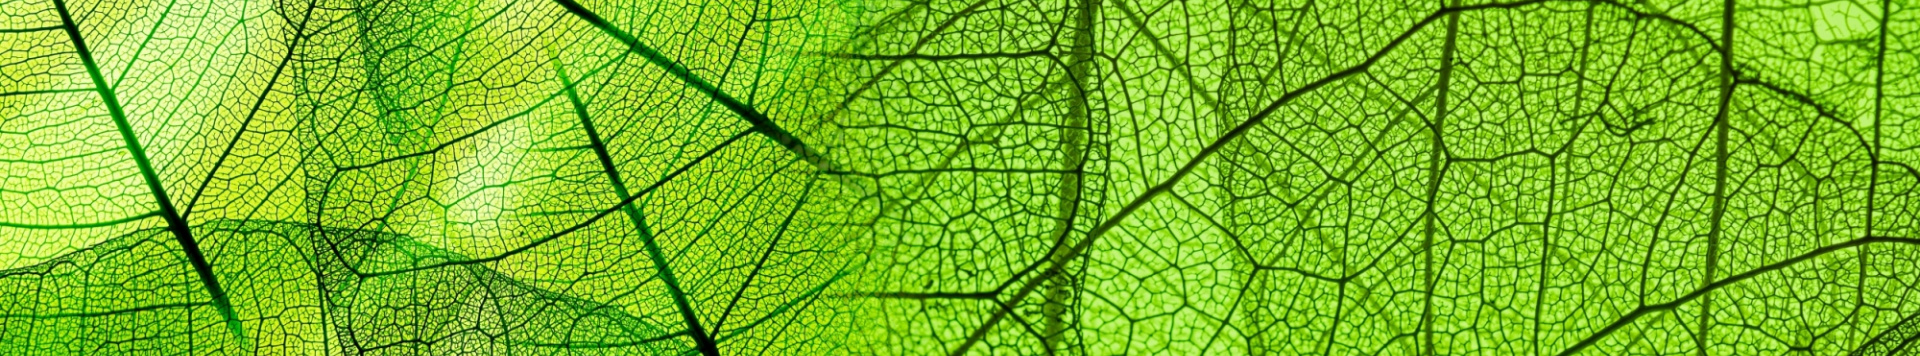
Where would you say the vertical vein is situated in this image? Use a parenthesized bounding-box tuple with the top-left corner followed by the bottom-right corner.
(1867, 0, 1888, 229)
(1423, 1, 1462, 354)
(48, 0, 245, 342)
(1042, 0, 1098, 353)
(944, 4, 1548, 355)
(1698, 0, 1736, 353)
(1859, 0, 1889, 324)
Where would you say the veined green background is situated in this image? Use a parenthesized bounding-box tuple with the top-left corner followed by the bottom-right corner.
(3, 0, 860, 353)
(2, 0, 1918, 355)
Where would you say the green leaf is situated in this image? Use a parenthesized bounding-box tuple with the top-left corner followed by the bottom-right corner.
(5, 0, 1920, 355)
(828, 0, 1920, 355)
(2, 0, 860, 354)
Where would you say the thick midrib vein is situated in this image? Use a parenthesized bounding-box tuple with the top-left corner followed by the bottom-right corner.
(1697, 1, 1736, 354)
(48, 0, 244, 341)
(551, 0, 831, 171)
(554, 62, 720, 356)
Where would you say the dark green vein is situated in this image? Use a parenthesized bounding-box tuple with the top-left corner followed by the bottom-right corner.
(0, 212, 160, 229)
(1042, 0, 1097, 352)
(713, 175, 820, 333)
(1858, 0, 1890, 342)
(515, 330, 690, 349)
(1852, 308, 1920, 355)
(1425, 2, 1461, 354)
(1559, 236, 1920, 356)
(830, 0, 996, 116)
(0, 25, 62, 34)
(49, 0, 245, 342)
(715, 263, 857, 344)
(0, 88, 92, 97)
(1697, 1, 1736, 353)
(819, 49, 1052, 61)
(108, 0, 178, 89)
(0, 301, 207, 319)
(551, 0, 830, 170)
(555, 60, 721, 356)
(183, 1, 316, 220)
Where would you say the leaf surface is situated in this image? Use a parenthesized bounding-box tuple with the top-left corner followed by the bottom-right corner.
(2, 0, 862, 353)
(829, 0, 1920, 354)
(5, 0, 1920, 355)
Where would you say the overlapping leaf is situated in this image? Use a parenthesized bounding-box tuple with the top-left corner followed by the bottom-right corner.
(831, 0, 1920, 354)
(6, 0, 1920, 354)
(2, 0, 863, 354)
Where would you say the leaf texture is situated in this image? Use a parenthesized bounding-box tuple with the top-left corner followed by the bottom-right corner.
(4, 0, 1920, 355)
(2, 0, 862, 353)
(829, 0, 1920, 355)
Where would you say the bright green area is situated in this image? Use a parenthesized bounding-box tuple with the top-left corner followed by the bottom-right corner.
(830, 0, 1920, 355)
(2, 0, 859, 354)
(3, 0, 1919, 355)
